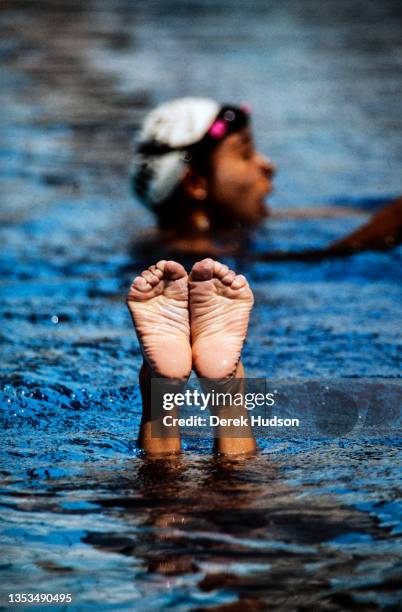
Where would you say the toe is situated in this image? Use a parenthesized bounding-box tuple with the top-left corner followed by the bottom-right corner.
(231, 274, 248, 289)
(165, 260, 187, 280)
(148, 264, 163, 279)
(142, 270, 159, 285)
(128, 275, 150, 294)
(221, 270, 236, 285)
(214, 262, 229, 279)
(190, 258, 214, 281)
(135, 275, 151, 290)
(155, 260, 167, 273)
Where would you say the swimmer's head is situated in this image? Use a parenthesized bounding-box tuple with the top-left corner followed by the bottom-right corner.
(131, 97, 275, 231)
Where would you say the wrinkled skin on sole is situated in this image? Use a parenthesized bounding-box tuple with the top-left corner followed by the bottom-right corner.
(189, 258, 254, 379)
(126, 260, 192, 379)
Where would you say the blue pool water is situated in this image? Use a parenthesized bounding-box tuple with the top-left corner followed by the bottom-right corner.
(1, 1, 402, 609)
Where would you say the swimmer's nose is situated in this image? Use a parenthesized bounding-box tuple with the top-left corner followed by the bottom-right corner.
(257, 153, 276, 178)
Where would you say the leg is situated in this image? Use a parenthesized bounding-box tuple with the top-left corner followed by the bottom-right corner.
(189, 258, 256, 455)
(127, 260, 192, 455)
(137, 361, 182, 454)
(211, 360, 256, 456)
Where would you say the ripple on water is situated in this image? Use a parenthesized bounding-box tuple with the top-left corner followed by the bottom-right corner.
(1, 0, 402, 609)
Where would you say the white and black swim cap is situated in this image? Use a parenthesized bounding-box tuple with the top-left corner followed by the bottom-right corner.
(131, 97, 250, 210)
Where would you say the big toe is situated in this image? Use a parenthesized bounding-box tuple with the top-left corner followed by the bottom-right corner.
(159, 260, 187, 281)
(190, 258, 215, 281)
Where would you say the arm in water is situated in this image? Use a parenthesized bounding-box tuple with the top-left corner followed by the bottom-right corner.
(165, 197, 402, 262)
(255, 197, 402, 262)
(326, 196, 402, 255)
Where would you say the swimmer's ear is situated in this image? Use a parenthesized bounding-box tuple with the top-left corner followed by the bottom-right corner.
(182, 166, 208, 201)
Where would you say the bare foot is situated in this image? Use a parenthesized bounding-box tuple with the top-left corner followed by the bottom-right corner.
(189, 258, 254, 379)
(127, 260, 192, 379)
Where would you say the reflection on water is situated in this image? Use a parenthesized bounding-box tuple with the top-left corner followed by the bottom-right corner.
(2, 444, 402, 610)
(1, 0, 402, 609)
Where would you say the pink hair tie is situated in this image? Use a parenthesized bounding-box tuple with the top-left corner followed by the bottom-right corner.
(208, 119, 227, 139)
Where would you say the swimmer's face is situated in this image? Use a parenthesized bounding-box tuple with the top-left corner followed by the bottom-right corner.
(207, 127, 275, 225)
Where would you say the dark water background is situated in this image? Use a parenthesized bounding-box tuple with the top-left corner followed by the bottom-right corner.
(1, 1, 402, 610)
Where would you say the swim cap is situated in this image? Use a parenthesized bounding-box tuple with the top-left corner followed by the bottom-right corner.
(131, 97, 249, 210)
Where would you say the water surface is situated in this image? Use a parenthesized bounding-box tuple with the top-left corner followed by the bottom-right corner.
(1, 1, 402, 609)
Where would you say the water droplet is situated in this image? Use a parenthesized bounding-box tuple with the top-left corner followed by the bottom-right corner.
(3, 384, 16, 397)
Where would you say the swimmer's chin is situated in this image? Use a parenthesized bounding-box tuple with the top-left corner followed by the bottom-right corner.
(255, 200, 271, 223)
(262, 203, 271, 218)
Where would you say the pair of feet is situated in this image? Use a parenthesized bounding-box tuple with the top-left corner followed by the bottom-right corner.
(127, 258, 254, 380)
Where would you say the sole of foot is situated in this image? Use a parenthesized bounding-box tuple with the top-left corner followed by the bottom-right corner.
(189, 258, 254, 379)
(127, 260, 192, 379)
